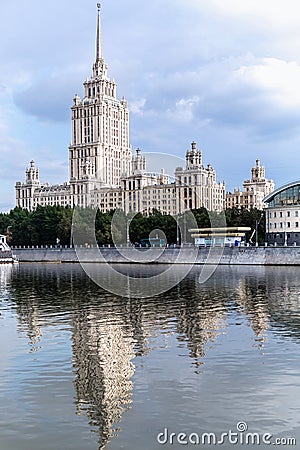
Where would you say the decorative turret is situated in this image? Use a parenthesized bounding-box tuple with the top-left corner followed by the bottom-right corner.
(157, 168, 169, 185)
(251, 159, 265, 181)
(25, 160, 40, 184)
(132, 148, 146, 174)
(227, 159, 275, 210)
(185, 141, 203, 168)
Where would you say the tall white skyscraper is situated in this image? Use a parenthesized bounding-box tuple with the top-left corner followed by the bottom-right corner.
(69, 4, 132, 206)
(16, 4, 226, 214)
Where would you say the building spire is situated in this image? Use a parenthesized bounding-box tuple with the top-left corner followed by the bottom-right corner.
(96, 3, 103, 62)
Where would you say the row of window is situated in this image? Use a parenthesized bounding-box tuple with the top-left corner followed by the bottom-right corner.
(73, 106, 128, 120)
(268, 233, 299, 239)
(87, 85, 116, 99)
(177, 175, 214, 185)
(269, 222, 299, 229)
(143, 200, 176, 205)
(268, 210, 299, 218)
(121, 188, 176, 195)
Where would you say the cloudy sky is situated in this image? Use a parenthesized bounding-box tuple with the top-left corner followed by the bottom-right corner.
(1, 0, 300, 211)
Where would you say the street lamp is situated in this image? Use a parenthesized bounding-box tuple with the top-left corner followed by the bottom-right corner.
(255, 219, 258, 247)
(176, 212, 187, 246)
(176, 215, 180, 246)
(126, 218, 130, 246)
(255, 212, 264, 246)
(70, 222, 76, 248)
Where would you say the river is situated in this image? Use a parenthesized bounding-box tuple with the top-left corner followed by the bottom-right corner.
(0, 263, 299, 449)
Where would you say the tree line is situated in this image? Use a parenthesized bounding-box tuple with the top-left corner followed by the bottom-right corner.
(0, 205, 266, 247)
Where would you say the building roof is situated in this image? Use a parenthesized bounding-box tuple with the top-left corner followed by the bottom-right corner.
(263, 180, 300, 204)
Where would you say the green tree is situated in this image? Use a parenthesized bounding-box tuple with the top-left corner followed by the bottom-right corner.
(95, 210, 114, 245)
(8, 207, 32, 246)
(225, 207, 265, 243)
(57, 207, 73, 245)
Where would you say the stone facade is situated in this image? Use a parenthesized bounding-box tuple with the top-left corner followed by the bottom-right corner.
(15, 5, 225, 215)
(226, 159, 274, 210)
(89, 142, 225, 214)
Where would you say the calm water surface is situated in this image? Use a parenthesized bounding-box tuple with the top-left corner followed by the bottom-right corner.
(0, 263, 300, 449)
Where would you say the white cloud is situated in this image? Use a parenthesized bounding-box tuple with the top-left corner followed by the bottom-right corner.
(130, 52, 300, 141)
(130, 98, 146, 115)
(236, 58, 300, 109)
(167, 96, 201, 123)
(191, 0, 300, 29)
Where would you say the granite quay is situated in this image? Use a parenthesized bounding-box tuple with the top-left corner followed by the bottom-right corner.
(11, 245, 300, 265)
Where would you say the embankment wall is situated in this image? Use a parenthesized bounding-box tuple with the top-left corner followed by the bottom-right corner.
(11, 246, 300, 265)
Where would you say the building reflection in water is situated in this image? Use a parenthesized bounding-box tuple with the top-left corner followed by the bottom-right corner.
(232, 270, 270, 348)
(0, 264, 13, 293)
(1, 264, 44, 351)
(175, 278, 227, 371)
(72, 307, 135, 449)
(264, 268, 300, 340)
(7, 263, 300, 449)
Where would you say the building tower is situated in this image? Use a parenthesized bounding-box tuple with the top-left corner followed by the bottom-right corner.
(69, 3, 132, 206)
(15, 161, 40, 211)
(243, 159, 274, 200)
(185, 141, 203, 168)
(226, 159, 274, 210)
(251, 159, 265, 181)
(174, 141, 225, 212)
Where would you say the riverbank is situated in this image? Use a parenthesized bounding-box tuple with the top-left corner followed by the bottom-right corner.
(11, 246, 300, 265)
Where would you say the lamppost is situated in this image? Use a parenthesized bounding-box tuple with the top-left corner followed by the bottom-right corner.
(256, 212, 264, 246)
(70, 222, 76, 248)
(176, 215, 180, 246)
(176, 212, 187, 246)
(255, 219, 258, 247)
(126, 218, 130, 246)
